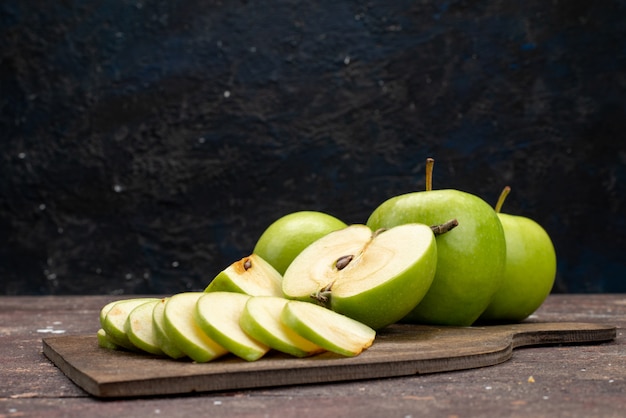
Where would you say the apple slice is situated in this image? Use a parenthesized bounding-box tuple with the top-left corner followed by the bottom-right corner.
(204, 254, 283, 296)
(282, 223, 437, 330)
(240, 296, 325, 358)
(163, 292, 229, 363)
(97, 328, 121, 350)
(124, 299, 164, 356)
(152, 298, 187, 359)
(102, 298, 160, 351)
(99, 300, 119, 327)
(281, 300, 376, 357)
(195, 292, 270, 361)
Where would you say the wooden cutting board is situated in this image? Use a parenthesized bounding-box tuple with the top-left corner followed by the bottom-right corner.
(42, 322, 616, 398)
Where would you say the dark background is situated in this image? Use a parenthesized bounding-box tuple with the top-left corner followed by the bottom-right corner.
(1, 0, 625, 295)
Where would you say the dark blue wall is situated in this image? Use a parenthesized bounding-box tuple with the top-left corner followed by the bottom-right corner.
(1, 0, 625, 295)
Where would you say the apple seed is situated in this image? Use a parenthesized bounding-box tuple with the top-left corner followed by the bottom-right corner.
(335, 255, 354, 270)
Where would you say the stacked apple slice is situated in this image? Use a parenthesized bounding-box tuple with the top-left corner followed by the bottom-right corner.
(98, 291, 375, 362)
(97, 252, 377, 362)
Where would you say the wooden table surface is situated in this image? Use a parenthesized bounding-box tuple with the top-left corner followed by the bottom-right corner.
(1, 294, 625, 418)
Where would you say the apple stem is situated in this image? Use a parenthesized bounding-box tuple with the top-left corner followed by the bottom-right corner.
(310, 281, 334, 307)
(430, 219, 459, 235)
(494, 186, 511, 213)
(425, 158, 434, 191)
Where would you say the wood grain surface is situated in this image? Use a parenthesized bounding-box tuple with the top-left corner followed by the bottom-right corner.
(43, 321, 616, 398)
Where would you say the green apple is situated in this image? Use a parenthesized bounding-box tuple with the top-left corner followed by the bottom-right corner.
(366, 158, 506, 326)
(195, 292, 270, 361)
(124, 299, 164, 356)
(281, 300, 376, 357)
(479, 186, 557, 322)
(253, 211, 348, 275)
(239, 296, 325, 357)
(204, 254, 283, 296)
(97, 328, 121, 350)
(163, 292, 229, 363)
(152, 298, 187, 359)
(101, 298, 160, 351)
(281, 223, 437, 330)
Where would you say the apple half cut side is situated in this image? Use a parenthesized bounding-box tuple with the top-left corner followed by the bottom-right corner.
(282, 223, 437, 330)
(204, 254, 283, 297)
(195, 292, 270, 362)
(124, 299, 164, 356)
(152, 298, 187, 359)
(163, 292, 229, 363)
(280, 300, 376, 357)
(101, 298, 160, 351)
(239, 296, 325, 358)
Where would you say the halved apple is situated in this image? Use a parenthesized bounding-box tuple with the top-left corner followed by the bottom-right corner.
(124, 299, 164, 356)
(239, 296, 325, 358)
(281, 300, 376, 357)
(163, 292, 229, 363)
(101, 298, 160, 351)
(204, 254, 283, 296)
(152, 298, 187, 359)
(282, 223, 437, 330)
(195, 292, 270, 361)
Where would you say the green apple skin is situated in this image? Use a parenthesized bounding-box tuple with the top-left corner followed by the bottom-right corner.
(478, 213, 557, 322)
(152, 298, 187, 359)
(239, 296, 325, 358)
(101, 298, 160, 351)
(281, 300, 376, 357)
(253, 211, 348, 275)
(97, 328, 121, 350)
(195, 292, 270, 362)
(204, 254, 283, 297)
(163, 292, 229, 363)
(367, 190, 507, 326)
(282, 223, 437, 330)
(125, 299, 165, 355)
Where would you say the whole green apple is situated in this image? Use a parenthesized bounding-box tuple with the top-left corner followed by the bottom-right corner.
(479, 186, 557, 322)
(366, 158, 507, 326)
(253, 211, 348, 275)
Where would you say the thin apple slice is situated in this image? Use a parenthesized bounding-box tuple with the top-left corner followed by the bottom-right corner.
(195, 292, 270, 361)
(99, 300, 119, 327)
(97, 328, 121, 350)
(204, 254, 283, 296)
(124, 299, 164, 356)
(102, 298, 159, 351)
(152, 298, 187, 359)
(281, 300, 376, 357)
(240, 296, 325, 358)
(163, 292, 229, 363)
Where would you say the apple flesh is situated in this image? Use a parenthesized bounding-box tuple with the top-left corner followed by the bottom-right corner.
(282, 223, 437, 330)
(195, 292, 270, 361)
(204, 254, 283, 296)
(253, 211, 348, 275)
(125, 299, 165, 355)
(367, 161, 506, 326)
(152, 298, 187, 359)
(239, 296, 325, 357)
(479, 187, 557, 322)
(163, 292, 229, 363)
(281, 300, 376, 357)
(101, 298, 160, 351)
